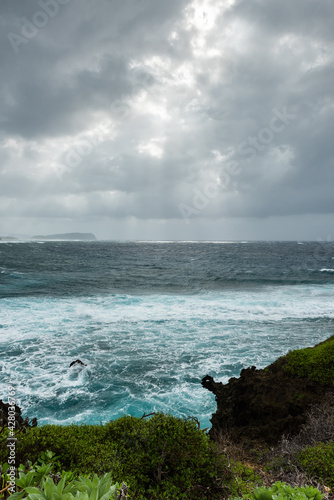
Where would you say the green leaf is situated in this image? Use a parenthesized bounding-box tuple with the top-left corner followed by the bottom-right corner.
(26, 494, 44, 500)
(16, 471, 37, 488)
(74, 492, 89, 500)
(63, 482, 77, 495)
(7, 492, 25, 500)
(1, 463, 10, 473)
(99, 490, 116, 500)
(88, 486, 99, 500)
(25, 486, 43, 495)
(43, 478, 56, 500)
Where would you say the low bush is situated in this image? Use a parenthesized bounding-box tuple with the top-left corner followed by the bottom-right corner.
(230, 481, 324, 500)
(229, 461, 262, 497)
(297, 442, 334, 490)
(271, 335, 334, 385)
(0, 413, 236, 499)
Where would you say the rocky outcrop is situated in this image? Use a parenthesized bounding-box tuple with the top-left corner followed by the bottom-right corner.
(0, 399, 37, 431)
(202, 336, 334, 446)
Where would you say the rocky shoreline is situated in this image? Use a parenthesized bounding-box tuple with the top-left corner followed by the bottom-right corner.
(202, 335, 334, 446)
(2, 336, 333, 446)
(1, 336, 333, 498)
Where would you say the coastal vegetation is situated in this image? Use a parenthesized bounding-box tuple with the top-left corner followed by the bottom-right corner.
(1, 336, 333, 499)
(270, 335, 334, 386)
(0, 415, 259, 499)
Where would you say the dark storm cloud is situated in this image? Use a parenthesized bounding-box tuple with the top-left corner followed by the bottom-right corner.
(0, 0, 334, 239)
(1, 0, 190, 137)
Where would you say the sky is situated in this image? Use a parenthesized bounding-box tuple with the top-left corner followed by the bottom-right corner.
(1, 0, 334, 241)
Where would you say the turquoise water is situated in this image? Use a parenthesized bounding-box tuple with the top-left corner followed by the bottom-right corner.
(1, 241, 333, 428)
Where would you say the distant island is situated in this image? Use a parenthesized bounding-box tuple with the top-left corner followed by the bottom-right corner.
(32, 233, 97, 241)
(0, 236, 19, 241)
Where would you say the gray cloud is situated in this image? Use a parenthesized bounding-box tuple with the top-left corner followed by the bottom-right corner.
(0, 0, 334, 240)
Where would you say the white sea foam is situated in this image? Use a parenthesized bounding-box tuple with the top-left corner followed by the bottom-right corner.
(1, 283, 333, 428)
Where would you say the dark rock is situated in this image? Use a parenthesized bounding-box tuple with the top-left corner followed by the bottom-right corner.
(201, 375, 218, 393)
(69, 359, 87, 367)
(202, 339, 334, 446)
(0, 400, 37, 431)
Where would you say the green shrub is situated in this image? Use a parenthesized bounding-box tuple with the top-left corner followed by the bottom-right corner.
(0, 423, 116, 475)
(96, 413, 230, 498)
(271, 335, 334, 385)
(228, 461, 262, 497)
(297, 442, 334, 489)
(230, 481, 324, 500)
(0, 414, 232, 499)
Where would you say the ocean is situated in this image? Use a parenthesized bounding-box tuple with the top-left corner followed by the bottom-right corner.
(1, 240, 334, 428)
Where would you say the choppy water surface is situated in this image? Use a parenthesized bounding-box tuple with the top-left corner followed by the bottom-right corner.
(1, 241, 333, 427)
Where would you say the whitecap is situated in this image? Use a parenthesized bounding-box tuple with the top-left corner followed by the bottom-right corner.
(1, 284, 334, 428)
